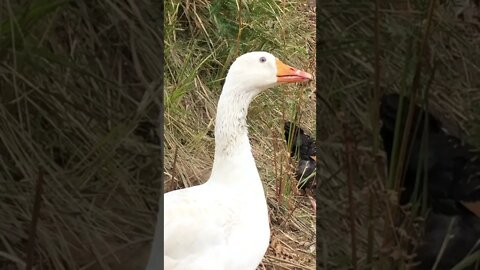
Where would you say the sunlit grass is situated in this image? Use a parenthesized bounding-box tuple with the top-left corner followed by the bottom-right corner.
(164, 0, 316, 268)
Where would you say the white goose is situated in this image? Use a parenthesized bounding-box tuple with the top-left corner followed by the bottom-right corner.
(146, 52, 312, 270)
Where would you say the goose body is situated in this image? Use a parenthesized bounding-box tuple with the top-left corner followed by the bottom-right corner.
(380, 93, 480, 269)
(146, 52, 312, 270)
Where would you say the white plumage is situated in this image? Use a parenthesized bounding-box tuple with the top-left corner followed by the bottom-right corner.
(146, 52, 312, 270)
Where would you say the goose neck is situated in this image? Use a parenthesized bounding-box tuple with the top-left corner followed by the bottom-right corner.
(213, 84, 258, 161)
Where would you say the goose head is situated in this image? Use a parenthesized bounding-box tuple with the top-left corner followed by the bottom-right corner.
(223, 51, 312, 95)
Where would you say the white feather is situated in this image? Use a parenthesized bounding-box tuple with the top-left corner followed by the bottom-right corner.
(146, 52, 295, 270)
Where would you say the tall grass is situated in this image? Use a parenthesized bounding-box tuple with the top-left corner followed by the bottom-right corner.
(0, 1, 162, 269)
(318, 0, 480, 269)
(164, 0, 316, 269)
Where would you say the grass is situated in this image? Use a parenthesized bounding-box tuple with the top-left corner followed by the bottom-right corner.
(2, 0, 479, 269)
(0, 1, 162, 269)
(164, 0, 316, 269)
(1, 0, 315, 269)
(317, 0, 480, 269)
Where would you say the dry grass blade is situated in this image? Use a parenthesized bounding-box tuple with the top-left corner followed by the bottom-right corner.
(341, 117, 358, 270)
(25, 168, 45, 270)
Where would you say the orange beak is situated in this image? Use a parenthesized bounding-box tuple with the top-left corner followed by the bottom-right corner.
(276, 58, 313, 83)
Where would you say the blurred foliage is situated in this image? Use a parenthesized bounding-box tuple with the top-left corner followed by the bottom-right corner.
(0, 0, 162, 268)
(317, 0, 480, 269)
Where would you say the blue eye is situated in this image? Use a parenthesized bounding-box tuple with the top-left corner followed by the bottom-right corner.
(259, 57, 266, 63)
